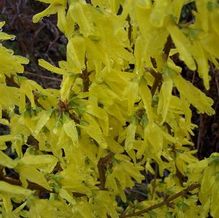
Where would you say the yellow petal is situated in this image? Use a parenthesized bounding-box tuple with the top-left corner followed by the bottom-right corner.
(34, 110, 52, 136)
(191, 42, 209, 90)
(19, 154, 57, 173)
(0, 150, 17, 168)
(33, 4, 60, 23)
(0, 32, 15, 41)
(17, 165, 51, 190)
(63, 119, 79, 146)
(157, 77, 173, 123)
(167, 23, 196, 70)
(139, 79, 154, 123)
(60, 75, 75, 101)
(0, 21, 5, 28)
(196, 0, 209, 32)
(38, 59, 66, 75)
(0, 181, 32, 196)
(82, 114, 107, 149)
(125, 122, 137, 151)
(67, 36, 86, 72)
(150, 0, 170, 27)
(87, 103, 109, 136)
(174, 75, 214, 115)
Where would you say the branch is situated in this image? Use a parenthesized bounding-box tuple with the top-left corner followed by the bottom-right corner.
(80, 68, 91, 92)
(97, 152, 114, 190)
(5, 75, 20, 88)
(23, 71, 62, 82)
(145, 67, 162, 96)
(0, 167, 52, 194)
(120, 183, 200, 218)
(127, 15, 132, 44)
(151, 164, 158, 199)
(146, 36, 173, 96)
(58, 100, 81, 124)
(163, 35, 173, 61)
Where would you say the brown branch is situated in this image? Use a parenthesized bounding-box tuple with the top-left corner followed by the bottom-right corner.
(0, 167, 21, 186)
(5, 75, 20, 88)
(150, 57, 157, 69)
(23, 71, 62, 82)
(215, 69, 219, 97)
(72, 192, 87, 197)
(151, 73, 162, 96)
(146, 36, 173, 96)
(151, 164, 158, 199)
(97, 152, 114, 190)
(163, 35, 173, 61)
(210, 62, 219, 97)
(120, 183, 200, 218)
(197, 114, 206, 155)
(80, 68, 90, 92)
(0, 167, 52, 193)
(145, 67, 162, 96)
(68, 110, 80, 124)
(127, 15, 132, 44)
(27, 135, 39, 148)
(58, 100, 81, 124)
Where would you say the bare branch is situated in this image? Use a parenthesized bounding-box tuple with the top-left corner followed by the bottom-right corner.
(120, 183, 200, 218)
(97, 152, 114, 190)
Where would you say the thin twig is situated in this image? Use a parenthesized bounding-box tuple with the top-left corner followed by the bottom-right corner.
(192, 71, 196, 84)
(0, 167, 52, 193)
(163, 35, 172, 61)
(97, 152, 114, 190)
(197, 114, 205, 156)
(23, 71, 62, 82)
(5, 75, 20, 88)
(120, 183, 200, 218)
(127, 15, 132, 44)
(151, 164, 158, 199)
(58, 100, 81, 124)
(146, 36, 173, 96)
(145, 67, 162, 96)
(81, 68, 90, 92)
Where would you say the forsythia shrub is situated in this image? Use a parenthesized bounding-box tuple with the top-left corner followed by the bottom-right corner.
(0, 0, 219, 217)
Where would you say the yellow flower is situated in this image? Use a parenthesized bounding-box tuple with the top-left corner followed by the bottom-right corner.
(0, 22, 29, 76)
(33, 0, 67, 23)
